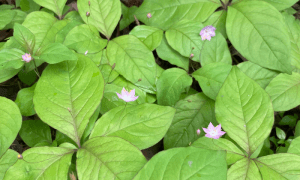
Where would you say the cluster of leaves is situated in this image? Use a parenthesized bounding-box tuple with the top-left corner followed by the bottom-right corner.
(1, 0, 300, 179)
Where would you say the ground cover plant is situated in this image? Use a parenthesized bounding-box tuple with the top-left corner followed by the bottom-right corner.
(1, 0, 300, 179)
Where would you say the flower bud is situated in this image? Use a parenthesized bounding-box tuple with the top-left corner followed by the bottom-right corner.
(86, 12, 90, 17)
(147, 13, 152, 19)
(190, 53, 194, 58)
(197, 129, 200, 135)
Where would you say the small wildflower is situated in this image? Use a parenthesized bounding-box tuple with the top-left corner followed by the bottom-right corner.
(85, 50, 88, 55)
(202, 122, 226, 139)
(190, 53, 194, 58)
(22, 53, 32, 63)
(197, 129, 200, 135)
(86, 12, 90, 17)
(18, 154, 23, 159)
(116, 87, 138, 102)
(147, 13, 152, 18)
(199, 25, 216, 41)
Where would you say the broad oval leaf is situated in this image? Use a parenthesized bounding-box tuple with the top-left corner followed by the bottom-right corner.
(215, 66, 274, 155)
(55, 20, 83, 43)
(3, 9, 27, 30)
(64, 24, 107, 54)
(38, 42, 78, 64)
(0, 150, 18, 179)
(33, 0, 67, 17)
(237, 61, 279, 89)
(226, 1, 292, 74)
(22, 11, 57, 53)
(256, 153, 300, 179)
(156, 36, 189, 71)
(106, 35, 157, 93)
(228, 158, 261, 180)
(90, 104, 176, 149)
(200, 32, 231, 66)
(283, 13, 300, 71)
(4, 147, 74, 180)
(77, 136, 147, 180)
(193, 63, 232, 100)
(166, 20, 204, 62)
(77, 0, 121, 39)
(0, 10, 16, 30)
(129, 25, 163, 51)
(19, 120, 52, 147)
(0, 48, 25, 70)
(133, 147, 227, 180)
(0, 68, 21, 83)
(164, 93, 217, 149)
(266, 72, 300, 111)
(288, 136, 300, 155)
(33, 54, 104, 146)
(0, 97, 22, 158)
(135, 0, 219, 30)
(13, 23, 35, 53)
(257, 0, 298, 11)
(15, 84, 36, 116)
(157, 68, 192, 106)
(192, 137, 244, 165)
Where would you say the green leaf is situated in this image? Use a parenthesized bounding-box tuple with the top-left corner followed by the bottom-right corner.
(13, 23, 35, 53)
(15, 84, 36, 116)
(55, 130, 76, 146)
(257, 0, 298, 11)
(288, 136, 300, 155)
(265, 72, 300, 111)
(64, 11, 85, 23)
(120, 4, 138, 31)
(282, 13, 300, 71)
(99, 77, 147, 114)
(0, 150, 18, 179)
(226, 1, 292, 74)
(164, 93, 217, 149)
(279, 115, 297, 127)
(256, 153, 300, 179)
(129, 25, 163, 51)
(237, 61, 279, 89)
(3, 10, 27, 30)
(204, 10, 227, 39)
(0, 48, 25, 70)
(33, 0, 67, 17)
(77, 136, 147, 180)
(106, 35, 157, 93)
(81, 105, 100, 144)
(64, 24, 107, 54)
(133, 147, 227, 180)
(295, 121, 300, 138)
(193, 63, 232, 100)
(166, 20, 204, 62)
(19, 120, 52, 147)
(33, 54, 105, 146)
(135, 0, 219, 30)
(215, 66, 274, 155)
(98, 64, 119, 83)
(157, 68, 192, 106)
(0, 4, 14, 10)
(0, 97, 22, 158)
(228, 158, 261, 180)
(20, 0, 40, 13)
(18, 69, 37, 86)
(276, 127, 286, 140)
(192, 137, 244, 165)
(90, 104, 176, 149)
(0, 68, 21, 83)
(4, 147, 74, 180)
(200, 32, 231, 66)
(37, 43, 78, 64)
(0, 10, 16, 30)
(55, 20, 83, 43)
(156, 35, 189, 71)
(22, 11, 57, 54)
(77, 0, 121, 39)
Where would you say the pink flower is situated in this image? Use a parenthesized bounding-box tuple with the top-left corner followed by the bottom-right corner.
(197, 129, 200, 135)
(147, 13, 152, 18)
(22, 53, 32, 63)
(116, 87, 138, 102)
(202, 122, 226, 139)
(199, 25, 216, 41)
